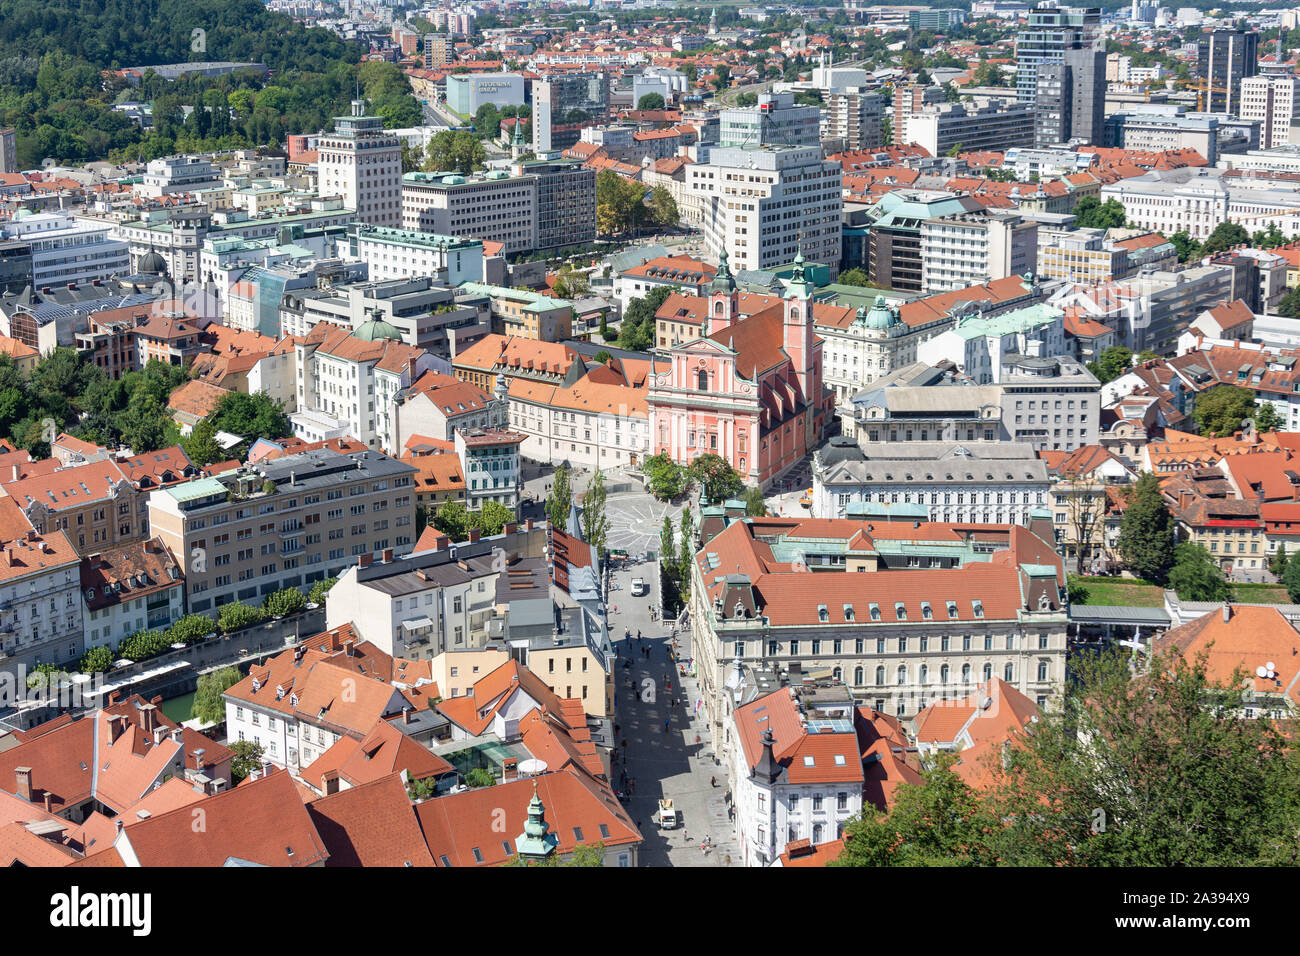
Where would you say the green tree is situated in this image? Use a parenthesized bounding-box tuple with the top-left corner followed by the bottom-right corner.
(308, 577, 338, 605)
(1269, 542, 1289, 580)
(1199, 221, 1250, 257)
(465, 767, 496, 788)
(1117, 472, 1175, 584)
(644, 452, 685, 500)
(1254, 402, 1284, 433)
(166, 614, 216, 645)
(647, 185, 679, 228)
(470, 500, 514, 536)
(837, 267, 872, 288)
(1284, 549, 1300, 602)
(1072, 195, 1127, 230)
(581, 467, 609, 556)
(210, 391, 291, 446)
(433, 499, 470, 541)
(192, 666, 242, 724)
(743, 486, 767, 516)
(678, 507, 695, 590)
(181, 417, 225, 466)
(548, 465, 573, 529)
(636, 92, 666, 110)
(218, 601, 268, 633)
(833, 753, 1000, 866)
(79, 645, 113, 674)
(1168, 230, 1200, 263)
(264, 587, 307, 617)
(660, 513, 675, 572)
(992, 646, 1300, 866)
(687, 453, 744, 504)
(1167, 542, 1229, 602)
(711, 64, 731, 92)
(1279, 286, 1300, 320)
(1086, 345, 1133, 385)
(1193, 384, 1255, 438)
(229, 741, 265, 784)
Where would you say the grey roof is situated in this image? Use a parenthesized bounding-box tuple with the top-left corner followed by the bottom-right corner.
(819, 443, 1048, 486)
(253, 448, 417, 491)
(852, 384, 1003, 414)
(1068, 605, 1171, 626)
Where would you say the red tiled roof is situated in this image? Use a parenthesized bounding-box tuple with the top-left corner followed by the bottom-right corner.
(306, 773, 436, 867)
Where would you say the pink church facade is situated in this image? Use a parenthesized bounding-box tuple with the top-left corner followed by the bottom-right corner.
(647, 253, 832, 488)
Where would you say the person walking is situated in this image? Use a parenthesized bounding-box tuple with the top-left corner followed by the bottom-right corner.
(710, 775, 717, 788)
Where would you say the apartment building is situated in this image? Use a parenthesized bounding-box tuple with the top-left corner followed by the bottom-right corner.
(1240, 75, 1300, 151)
(402, 169, 537, 255)
(999, 354, 1101, 452)
(348, 225, 484, 286)
(147, 447, 417, 616)
(393, 371, 505, 451)
(291, 321, 436, 454)
(0, 212, 129, 291)
(1, 459, 143, 557)
(137, 155, 223, 198)
(688, 145, 841, 276)
(812, 437, 1050, 524)
(1104, 109, 1220, 165)
(917, 303, 1067, 385)
(1101, 167, 1300, 241)
(508, 372, 650, 470)
(861, 191, 982, 294)
(325, 522, 548, 660)
(1196, 29, 1258, 115)
(906, 99, 1035, 158)
(280, 276, 477, 359)
(718, 92, 821, 148)
(689, 514, 1068, 735)
(1048, 262, 1235, 354)
(1014, 6, 1101, 104)
(891, 83, 946, 147)
(0, 528, 84, 676)
(79, 537, 184, 654)
(455, 282, 574, 343)
(522, 159, 597, 251)
(316, 100, 402, 228)
(456, 428, 523, 511)
(820, 89, 885, 153)
(919, 212, 1038, 294)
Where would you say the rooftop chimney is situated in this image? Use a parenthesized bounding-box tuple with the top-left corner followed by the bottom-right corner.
(323, 770, 340, 795)
(1222, 603, 1231, 623)
(467, 530, 481, 544)
(402, 706, 411, 725)
(382, 548, 394, 564)
(358, 553, 373, 568)
(13, 767, 31, 802)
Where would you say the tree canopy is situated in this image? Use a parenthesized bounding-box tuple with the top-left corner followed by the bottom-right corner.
(1072, 196, 1127, 230)
(1086, 345, 1132, 384)
(1193, 384, 1255, 438)
(1117, 472, 1174, 584)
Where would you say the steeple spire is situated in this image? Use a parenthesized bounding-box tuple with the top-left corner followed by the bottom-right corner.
(515, 780, 560, 858)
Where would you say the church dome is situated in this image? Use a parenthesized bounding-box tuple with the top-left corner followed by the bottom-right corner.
(862, 295, 897, 332)
(354, 316, 403, 342)
(139, 250, 169, 276)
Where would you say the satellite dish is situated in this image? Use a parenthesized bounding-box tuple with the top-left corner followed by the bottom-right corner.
(1267, 662, 1276, 672)
(1256, 665, 1270, 679)
(517, 759, 548, 777)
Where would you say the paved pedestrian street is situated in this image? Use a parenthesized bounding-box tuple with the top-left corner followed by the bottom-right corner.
(606, 561, 738, 866)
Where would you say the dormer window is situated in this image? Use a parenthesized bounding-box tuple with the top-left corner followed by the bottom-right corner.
(921, 602, 933, 620)
(895, 602, 906, 620)
(734, 601, 745, 617)
(972, 600, 985, 619)
(817, 604, 828, 622)
(290, 693, 298, 707)
(843, 604, 854, 621)
(85, 588, 95, 600)
(869, 603, 880, 621)
(946, 600, 959, 619)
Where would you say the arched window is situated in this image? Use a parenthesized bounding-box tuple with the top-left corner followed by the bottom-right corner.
(715, 301, 725, 315)
(962, 664, 971, 683)
(854, 666, 864, 685)
(983, 663, 993, 682)
(875, 666, 885, 686)
(919, 664, 929, 684)
(789, 308, 800, 321)
(1004, 663, 1014, 682)
(896, 665, 906, 685)
(832, 666, 842, 682)
(940, 664, 949, 684)
(697, 369, 708, 391)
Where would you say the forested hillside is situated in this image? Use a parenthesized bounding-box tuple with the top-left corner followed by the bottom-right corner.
(0, 0, 422, 166)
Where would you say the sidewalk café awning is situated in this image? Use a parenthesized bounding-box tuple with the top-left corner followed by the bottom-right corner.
(402, 617, 435, 631)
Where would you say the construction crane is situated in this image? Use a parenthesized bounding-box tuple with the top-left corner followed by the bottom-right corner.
(1188, 80, 1233, 113)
